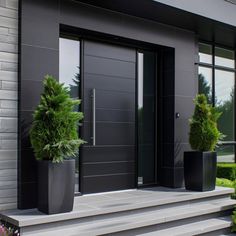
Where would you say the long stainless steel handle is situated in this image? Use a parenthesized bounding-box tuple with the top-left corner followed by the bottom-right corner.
(91, 88, 96, 146)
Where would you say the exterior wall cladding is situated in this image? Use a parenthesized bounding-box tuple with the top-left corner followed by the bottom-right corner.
(0, 0, 18, 210)
(1, 0, 235, 211)
(18, 0, 197, 209)
(4, 0, 236, 210)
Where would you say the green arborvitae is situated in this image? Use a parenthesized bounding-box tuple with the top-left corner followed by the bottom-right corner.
(189, 94, 223, 152)
(30, 75, 86, 163)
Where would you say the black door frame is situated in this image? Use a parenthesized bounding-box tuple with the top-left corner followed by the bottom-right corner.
(61, 25, 163, 193)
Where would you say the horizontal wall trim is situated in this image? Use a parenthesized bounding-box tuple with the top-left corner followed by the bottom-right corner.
(21, 43, 59, 51)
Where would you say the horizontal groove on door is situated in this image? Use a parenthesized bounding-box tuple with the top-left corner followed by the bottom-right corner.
(85, 73, 135, 93)
(81, 146, 135, 162)
(83, 162, 135, 176)
(84, 90, 135, 110)
(83, 121, 135, 124)
(84, 87, 135, 96)
(84, 109, 135, 123)
(82, 145, 135, 147)
(84, 72, 135, 81)
(84, 173, 135, 178)
(83, 123, 135, 146)
(83, 160, 135, 165)
(84, 54, 136, 64)
(84, 41, 136, 62)
(83, 173, 135, 194)
(84, 56, 135, 79)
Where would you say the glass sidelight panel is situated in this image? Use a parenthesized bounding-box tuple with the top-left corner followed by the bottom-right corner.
(217, 145, 235, 163)
(215, 70, 235, 162)
(59, 37, 81, 192)
(138, 51, 156, 186)
(215, 69, 235, 142)
(198, 66, 212, 104)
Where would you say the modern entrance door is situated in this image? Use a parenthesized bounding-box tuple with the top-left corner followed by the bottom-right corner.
(80, 41, 136, 193)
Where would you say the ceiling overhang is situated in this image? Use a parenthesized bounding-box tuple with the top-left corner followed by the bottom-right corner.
(75, 0, 236, 47)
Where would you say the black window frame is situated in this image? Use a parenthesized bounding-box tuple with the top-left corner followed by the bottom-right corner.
(198, 41, 236, 162)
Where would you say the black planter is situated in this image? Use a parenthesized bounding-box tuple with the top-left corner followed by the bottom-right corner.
(37, 159, 75, 214)
(184, 151, 216, 191)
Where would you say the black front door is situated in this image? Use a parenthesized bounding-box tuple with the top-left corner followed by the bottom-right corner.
(81, 40, 136, 193)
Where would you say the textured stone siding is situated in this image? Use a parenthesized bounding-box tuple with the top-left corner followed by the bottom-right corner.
(0, 0, 18, 210)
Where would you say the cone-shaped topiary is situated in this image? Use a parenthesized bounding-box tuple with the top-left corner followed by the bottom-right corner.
(189, 94, 223, 152)
(30, 75, 85, 163)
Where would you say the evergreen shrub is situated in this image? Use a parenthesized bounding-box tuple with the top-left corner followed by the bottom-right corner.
(189, 94, 223, 152)
(30, 75, 85, 163)
(217, 163, 236, 181)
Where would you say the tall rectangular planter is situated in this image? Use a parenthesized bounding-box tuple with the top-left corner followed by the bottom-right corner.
(37, 159, 75, 214)
(184, 151, 217, 191)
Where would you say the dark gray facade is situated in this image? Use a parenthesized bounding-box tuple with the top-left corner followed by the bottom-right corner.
(18, 0, 236, 209)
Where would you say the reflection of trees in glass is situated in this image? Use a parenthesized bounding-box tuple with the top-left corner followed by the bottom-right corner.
(69, 66, 80, 99)
(199, 72, 235, 158)
(198, 73, 211, 104)
(68, 66, 81, 179)
(216, 88, 234, 141)
(138, 107, 143, 176)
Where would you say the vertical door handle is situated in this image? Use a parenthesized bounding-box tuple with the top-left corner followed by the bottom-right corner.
(91, 88, 96, 146)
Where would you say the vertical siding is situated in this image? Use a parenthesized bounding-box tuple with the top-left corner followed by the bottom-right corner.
(0, 0, 18, 210)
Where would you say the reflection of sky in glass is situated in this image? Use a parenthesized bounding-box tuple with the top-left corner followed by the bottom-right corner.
(215, 47, 234, 68)
(138, 53, 144, 109)
(215, 56, 234, 68)
(199, 53, 212, 64)
(59, 38, 80, 88)
(199, 43, 212, 64)
(215, 70, 234, 104)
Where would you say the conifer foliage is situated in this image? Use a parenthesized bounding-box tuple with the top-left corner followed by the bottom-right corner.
(30, 75, 85, 163)
(189, 94, 223, 152)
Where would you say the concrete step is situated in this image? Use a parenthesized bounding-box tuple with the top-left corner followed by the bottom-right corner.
(20, 198, 236, 236)
(1, 187, 234, 235)
(2, 187, 234, 228)
(137, 216, 232, 236)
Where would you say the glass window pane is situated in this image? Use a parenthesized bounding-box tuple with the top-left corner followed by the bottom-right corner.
(199, 43, 212, 64)
(215, 47, 235, 68)
(215, 69, 235, 141)
(217, 145, 235, 163)
(198, 66, 212, 104)
(59, 37, 80, 192)
(59, 37, 80, 99)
